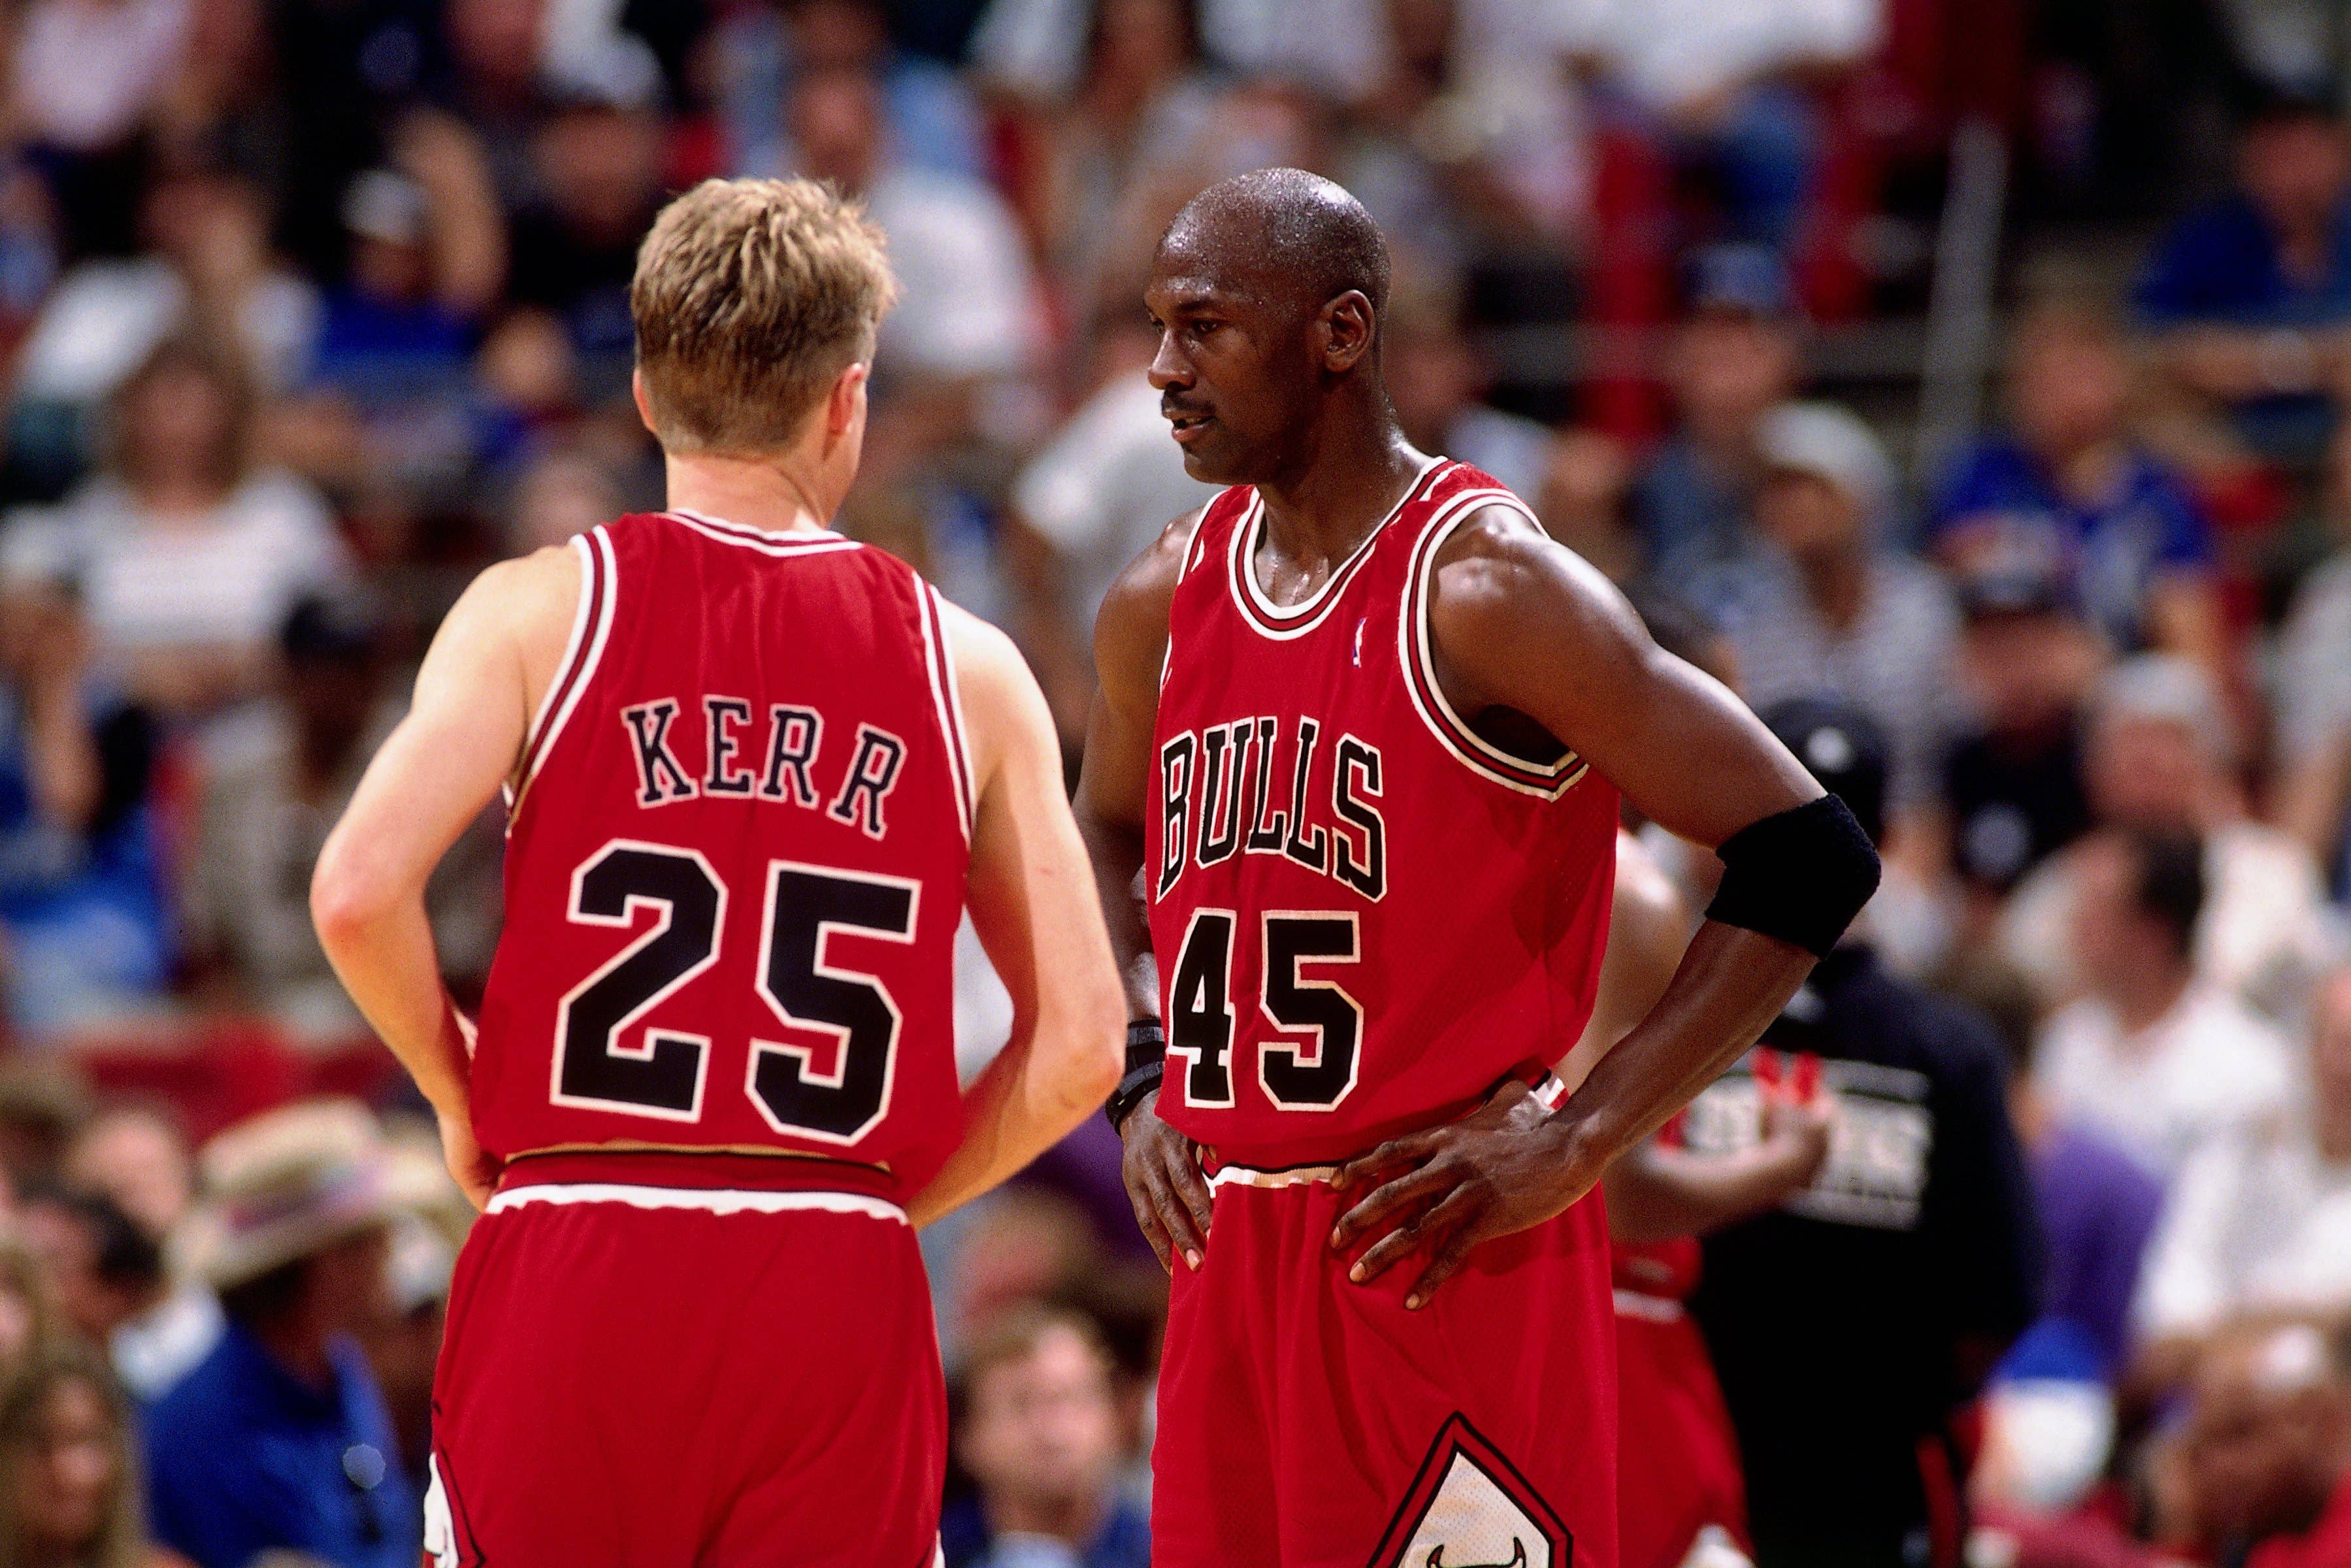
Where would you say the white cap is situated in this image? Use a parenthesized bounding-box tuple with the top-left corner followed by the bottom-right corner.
(1756, 400, 1898, 523)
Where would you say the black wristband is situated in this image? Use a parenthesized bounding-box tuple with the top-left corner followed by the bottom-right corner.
(1105, 1019, 1166, 1135)
(1705, 793, 1882, 958)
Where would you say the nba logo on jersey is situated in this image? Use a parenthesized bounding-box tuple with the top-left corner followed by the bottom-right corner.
(1370, 1414, 1573, 1568)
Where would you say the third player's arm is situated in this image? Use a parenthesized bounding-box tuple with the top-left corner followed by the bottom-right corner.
(906, 606, 1125, 1228)
(1072, 512, 1219, 1273)
(1332, 506, 1878, 1303)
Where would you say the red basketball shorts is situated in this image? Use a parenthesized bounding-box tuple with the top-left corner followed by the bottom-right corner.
(1151, 1158, 1619, 1568)
(423, 1154, 945, 1568)
(1613, 1289, 1750, 1568)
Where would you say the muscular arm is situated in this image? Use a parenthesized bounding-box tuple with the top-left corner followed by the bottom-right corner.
(312, 547, 578, 1204)
(906, 607, 1125, 1226)
(1334, 507, 1873, 1303)
(1073, 510, 1221, 1271)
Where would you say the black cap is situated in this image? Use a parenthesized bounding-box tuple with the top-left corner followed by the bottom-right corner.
(280, 590, 384, 666)
(1760, 693, 1889, 847)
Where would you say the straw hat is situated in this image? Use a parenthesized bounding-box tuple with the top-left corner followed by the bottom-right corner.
(175, 1100, 448, 1291)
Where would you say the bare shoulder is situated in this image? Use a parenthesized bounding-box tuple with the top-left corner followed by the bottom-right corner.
(1093, 504, 1209, 698)
(934, 595, 1054, 787)
(448, 544, 581, 644)
(1424, 502, 1647, 702)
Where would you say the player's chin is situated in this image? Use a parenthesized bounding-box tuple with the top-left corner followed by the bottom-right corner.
(1174, 429, 1247, 484)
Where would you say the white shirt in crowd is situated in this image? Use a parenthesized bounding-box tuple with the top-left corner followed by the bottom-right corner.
(2000, 821, 2340, 1023)
(863, 165, 1045, 385)
(1013, 372, 1217, 634)
(3, 470, 350, 657)
(2135, 1120, 2351, 1341)
(11, 0, 191, 152)
(2035, 983, 2297, 1184)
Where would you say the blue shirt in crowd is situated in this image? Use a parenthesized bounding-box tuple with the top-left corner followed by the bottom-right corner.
(144, 1321, 420, 1568)
(2135, 193, 2351, 327)
(1927, 433, 2214, 652)
(940, 1494, 1153, 1568)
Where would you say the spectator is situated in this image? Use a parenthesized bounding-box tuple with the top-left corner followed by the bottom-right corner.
(1630, 246, 1803, 583)
(0, 583, 169, 1034)
(2276, 421, 2351, 896)
(1534, 428, 1640, 583)
(1570, 0, 1881, 250)
(1697, 400, 1959, 837)
(182, 593, 502, 1037)
(942, 1308, 1150, 1568)
(1929, 302, 2226, 672)
(13, 166, 320, 429)
(2182, 1320, 2351, 1568)
(17, 1186, 166, 1365)
(0, 1234, 63, 1382)
(62, 1109, 218, 1407)
(1685, 696, 2041, 1568)
(772, 65, 1042, 397)
(505, 80, 668, 392)
(1965, 972, 2164, 1389)
(145, 1101, 431, 1568)
(725, 0, 986, 184)
(1931, 561, 2104, 946)
(1002, 314, 1215, 742)
(0, 1067, 95, 1194)
(12, 0, 193, 255)
(0, 1340, 184, 1568)
(1999, 654, 2335, 1017)
(2133, 966, 2351, 1345)
(63, 1109, 192, 1245)
(357, 1213, 453, 1484)
(2, 336, 350, 726)
(2139, 91, 2351, 456)
(1020, 0, 1222, 316)
(1384, 272, 1558, 502)
(2033, 826, 2297, 1183)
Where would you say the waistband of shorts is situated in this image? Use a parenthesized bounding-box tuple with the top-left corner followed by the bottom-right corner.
(1197, 1065, 1568, 1183)
(493, 1147, 902, 1205)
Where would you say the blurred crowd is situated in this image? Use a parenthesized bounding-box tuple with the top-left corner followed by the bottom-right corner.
(0, 0, 2337, 1565)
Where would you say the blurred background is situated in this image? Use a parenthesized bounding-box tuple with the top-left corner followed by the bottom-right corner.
(0, 0, 2342, 1565)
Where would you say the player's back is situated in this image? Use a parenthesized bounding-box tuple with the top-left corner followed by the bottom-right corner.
(473, 508, 974, 1195)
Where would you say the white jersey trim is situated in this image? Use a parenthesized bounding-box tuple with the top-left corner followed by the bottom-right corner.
(484, 1182, 908, 1224)
(1398, 490, 1589, 800)
(666, 510, 864, 557)
(915, 583, 975, 843)
(514, 527, 619, 811)
(1205, 1160, 1341, 1191)
(1225, 457, 1447, 641)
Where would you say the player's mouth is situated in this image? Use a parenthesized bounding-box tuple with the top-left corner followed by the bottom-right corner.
(1166, 408, 1215, 446)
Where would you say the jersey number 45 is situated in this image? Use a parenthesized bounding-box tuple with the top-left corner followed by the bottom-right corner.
(550, 839, 917, 1145)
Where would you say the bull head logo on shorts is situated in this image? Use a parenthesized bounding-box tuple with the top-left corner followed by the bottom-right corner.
(1367, 1414, 1571, 1568)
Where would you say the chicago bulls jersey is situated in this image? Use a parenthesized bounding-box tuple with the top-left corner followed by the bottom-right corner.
(471, 510, 974, 1194)
(1147, 459, 1617, 1160)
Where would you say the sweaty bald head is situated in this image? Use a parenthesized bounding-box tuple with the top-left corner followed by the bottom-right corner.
(1160, 169, 1390, 321)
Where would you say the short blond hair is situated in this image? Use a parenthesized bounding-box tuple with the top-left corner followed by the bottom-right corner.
(631, 178, 897, 454)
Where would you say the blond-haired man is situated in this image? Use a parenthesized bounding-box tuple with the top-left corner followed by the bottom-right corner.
(311, 178, 1123, 1565)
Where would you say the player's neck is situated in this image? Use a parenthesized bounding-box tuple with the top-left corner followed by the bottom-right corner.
(1255, 413, 1428, 567)
(664, 449, 837, 535)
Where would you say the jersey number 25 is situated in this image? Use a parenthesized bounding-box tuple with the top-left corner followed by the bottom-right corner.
(551, 839, 917, 1145)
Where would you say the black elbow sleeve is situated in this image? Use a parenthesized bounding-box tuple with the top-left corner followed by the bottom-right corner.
(1703, 793, 1882, 959)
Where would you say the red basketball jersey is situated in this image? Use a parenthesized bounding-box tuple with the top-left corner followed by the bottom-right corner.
(1146, 459, 1618, 1160)
(470, 510, 976, 1194)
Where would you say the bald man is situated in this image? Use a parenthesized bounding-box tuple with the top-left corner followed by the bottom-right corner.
(1076, 168, 1881, 1567)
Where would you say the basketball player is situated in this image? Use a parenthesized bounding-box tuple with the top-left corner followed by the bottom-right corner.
(1075, 169, 1881, 1567)
(311, 178, 1124, 1566)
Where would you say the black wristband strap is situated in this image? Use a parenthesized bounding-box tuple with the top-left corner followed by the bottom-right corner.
(1105, 1019, 1166, 1135)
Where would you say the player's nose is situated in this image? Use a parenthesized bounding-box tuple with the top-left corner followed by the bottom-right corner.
(1145, 333, 1191, 391)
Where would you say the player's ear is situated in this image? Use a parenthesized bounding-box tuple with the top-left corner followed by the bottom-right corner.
(826, 361, 870, 442)
(1323, 290, 1375, 374)
(630, 367, 658, 437)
